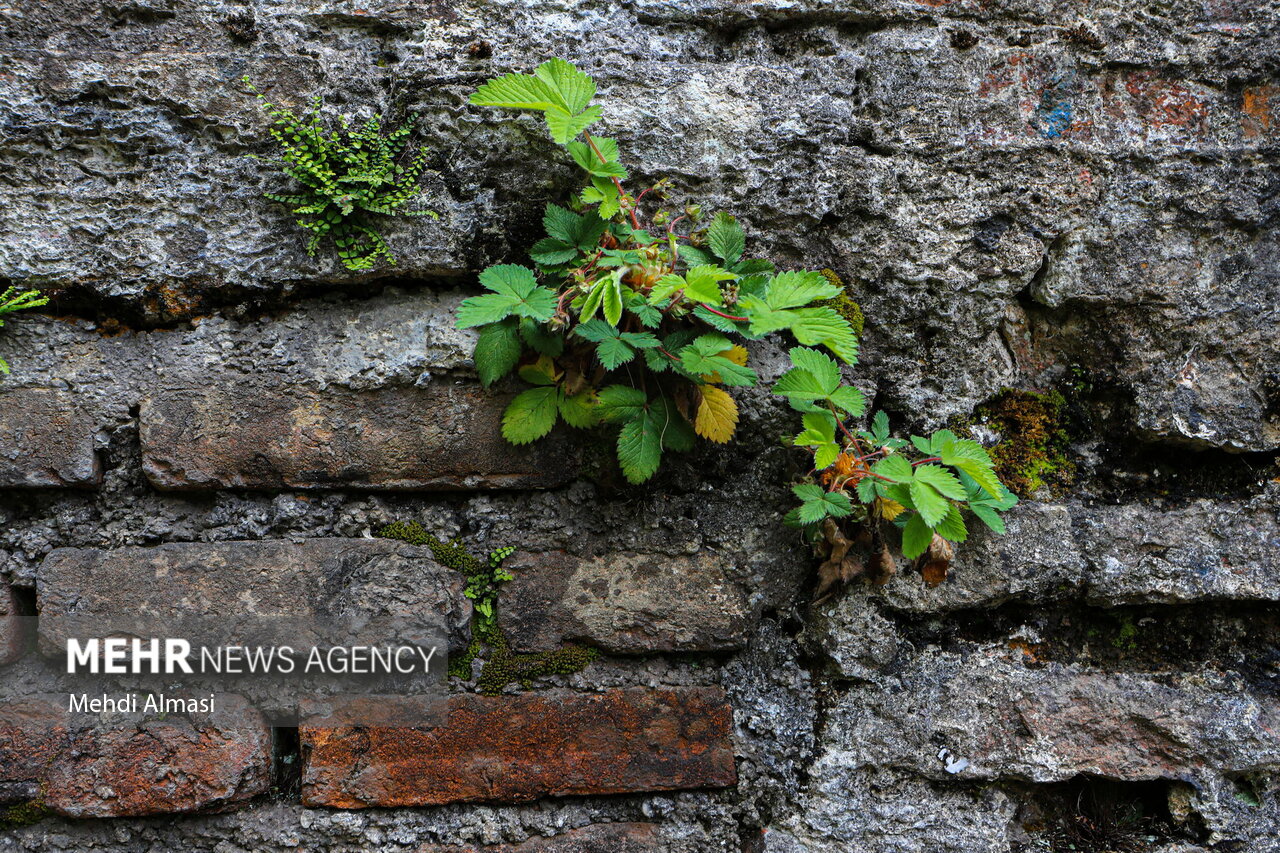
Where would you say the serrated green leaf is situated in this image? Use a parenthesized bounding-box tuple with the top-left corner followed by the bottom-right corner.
(596, 335, 638, 369)
(871, 411, 890, 442)
(473, 319, 522, 387)
(532, 57, 596, 114)
(794, 485, 854, 525)
(909, 479, 950, 528)
(935, 502, 968, 542)
(968, 503, 1006, 534)
(544, 105, 602, 144)
(901, 514, 933, 559)
(678, 244, 716, 267)
(617, 408, 664, 483)
(789, 347, 840, 391)
(502, 386, 559, 445)
(706, 212, 745, 265)
(529, 237, 579, 266)
(855, 476, 878, 503)
(457, 265, 556, 328)
(558, 390, 598, 428)
(518, 317, 564, 356)
(596, 385, 647, 422)
(872, 454, 914, 483)
(913, 464, 967, 501)
(602, 273, 624, 326)
(764, 270, 841, 310)
(830, 386, 865, 416)
(684, 265, 736, 305)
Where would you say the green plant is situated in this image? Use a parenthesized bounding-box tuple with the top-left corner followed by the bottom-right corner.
(378, 522, 597, 693)
(459, 59, 1016, 587)
(244, 79, 436, 271)
(458, 59, 858, 484)
(0, 287, 49, 375)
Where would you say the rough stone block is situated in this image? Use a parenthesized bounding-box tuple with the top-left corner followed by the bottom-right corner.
(823, 652, 1280, 783)
(37, 539, 472, 655)
(139, 382, 577, 491)
(416, 824, 659, 852)
(877, 492, 1280, 612)
(300, 687, 737, 807)
(0, 695, 270, 817)
(497, 551, 750, 653)
(0, 583, 25, 667)
(0, 389, 100, 488)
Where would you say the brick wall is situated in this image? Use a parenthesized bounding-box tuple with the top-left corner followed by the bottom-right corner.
(1, 0, 1278, 851)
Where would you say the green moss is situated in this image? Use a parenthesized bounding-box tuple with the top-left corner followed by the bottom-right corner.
(973, 389, 1075, 499)
(378, 522, 598, 695)
(819, 269, 865, 339)
(0, 801, 50, 830)
(1111, 616, 1139, 653)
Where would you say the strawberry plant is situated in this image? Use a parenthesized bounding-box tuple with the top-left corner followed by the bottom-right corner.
(459, 58, 1016, 585)
(458, 59, 857, 484)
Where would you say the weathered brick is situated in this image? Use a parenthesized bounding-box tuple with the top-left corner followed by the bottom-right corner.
(0, 388, 100, 488)
(139, 381, 577, 491)
(300, 687, 737, 807)
(37, 539, 472, 655)
(0, 583, 25, 667)
(415, 823, 659, 852)
(498, 551, 750, 654)
(0, 694, 271, 816)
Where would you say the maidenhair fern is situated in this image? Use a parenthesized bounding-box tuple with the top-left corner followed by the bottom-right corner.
(0, 287, 49, 375)
(244, 79, 436, 271)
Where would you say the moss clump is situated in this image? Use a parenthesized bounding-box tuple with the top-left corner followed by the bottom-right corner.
(819, 269, 865, 340)
(975, 389, 1075, 498)
(470, 618, 598, 695)
(0, 801, 50, 830)
(378, 521, 598, 695)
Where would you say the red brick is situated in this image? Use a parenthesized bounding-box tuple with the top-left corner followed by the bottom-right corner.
(0, 389, 100, 488)
(300, 688, 736, 807)
(0, 695, 271, 816)
(139, 381, 577, 491)
(414, 823, 659, 852)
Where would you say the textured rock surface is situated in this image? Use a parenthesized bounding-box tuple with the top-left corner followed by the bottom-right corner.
(0, 583, 24, 667)
(140, 382, 578, 492)
(0, 389, 101, 488)
(416, 824, 660, 852)
(497, 551, 750, 653)
(0, 695, 271, 817)
(0, 0, 1277, 850)
(38, 539, 473, 654)
(300, 688, 736, 807)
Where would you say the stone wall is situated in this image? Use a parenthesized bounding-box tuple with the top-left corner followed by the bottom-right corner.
(0, 0, 1277, 850)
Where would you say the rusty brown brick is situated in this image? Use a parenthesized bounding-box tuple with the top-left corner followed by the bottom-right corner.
(300, 688, 737, 807)
(139, 380, 577, 491)
(0, 388, 100, 488)
(414, 823, 659, 852)
(498, 551, 750, 654)
(0, 694, 271, 816)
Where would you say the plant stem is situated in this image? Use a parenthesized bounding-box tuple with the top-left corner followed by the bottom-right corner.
(700, 305, 748, 322)
(582, 130, 640, 229)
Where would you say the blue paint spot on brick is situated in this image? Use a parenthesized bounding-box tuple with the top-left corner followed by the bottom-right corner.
(1034, 70, 1077, 138)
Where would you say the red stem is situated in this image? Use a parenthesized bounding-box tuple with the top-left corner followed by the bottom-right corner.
(583, 130, 640, 230)
(700, 305, 748, 322)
